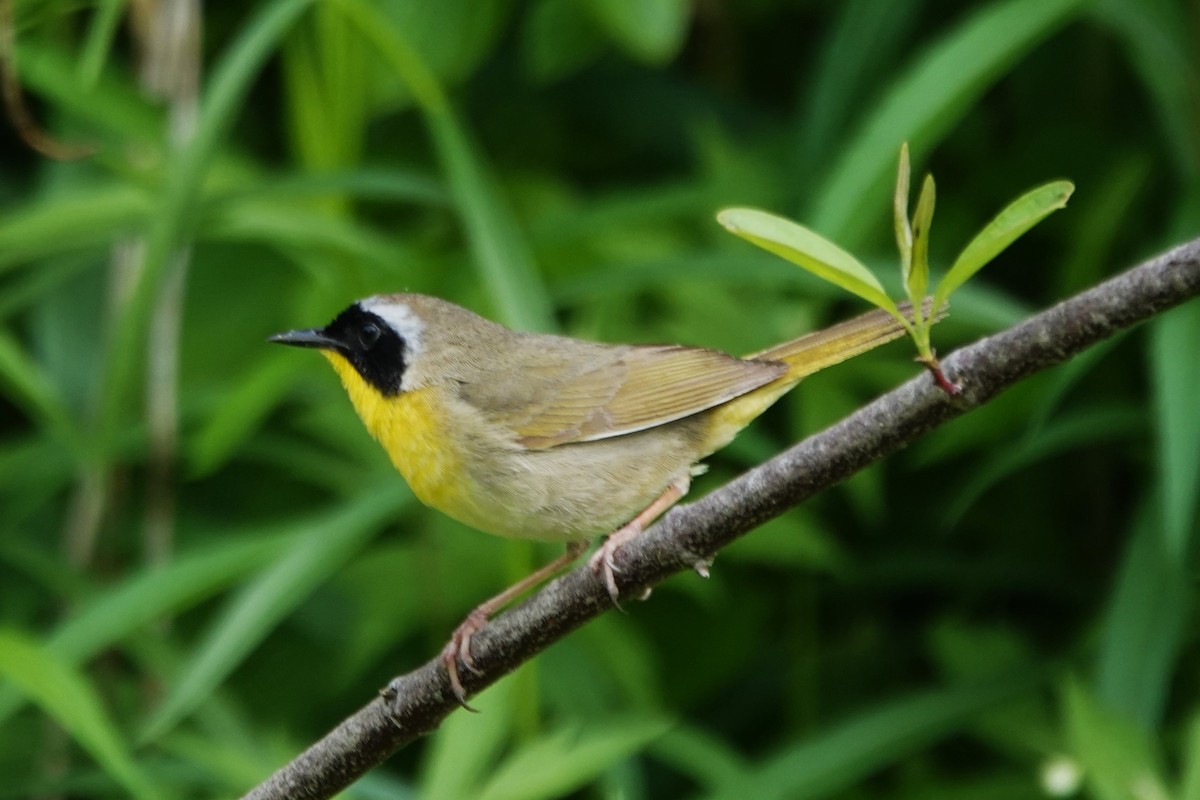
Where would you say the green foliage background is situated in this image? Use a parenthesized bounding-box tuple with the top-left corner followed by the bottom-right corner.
(1, 0, 1198, 797)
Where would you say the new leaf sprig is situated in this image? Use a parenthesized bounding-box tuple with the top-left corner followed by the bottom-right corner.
(719, 143, 1075, 394)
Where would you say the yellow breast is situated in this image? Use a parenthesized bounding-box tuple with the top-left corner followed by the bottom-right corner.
(323, 352, 463, 512)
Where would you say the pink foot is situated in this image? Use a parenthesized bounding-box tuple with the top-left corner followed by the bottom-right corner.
(441, 607, 488, 708)
(588, 521, 644, 607)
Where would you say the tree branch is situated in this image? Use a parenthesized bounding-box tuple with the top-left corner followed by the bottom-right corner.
(243, 237, 1200, 800)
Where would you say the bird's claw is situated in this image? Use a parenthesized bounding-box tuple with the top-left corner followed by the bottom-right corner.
(441, 608, 489, 710)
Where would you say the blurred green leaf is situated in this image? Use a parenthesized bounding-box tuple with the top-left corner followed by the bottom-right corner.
(703, 678, 1031, 800)
(1092, 0, 1200, 180)
(1064, 678, 1169, 800)
(333, 0, 554, 331)
(0, 185, 149, 274)
(585, 0, 688, 65)
(77, 0, 126, 85)
(0, 532, 292, 726)
(650, 724, 751, 792)
(1180, 712, 1200, 800)
(187, 357, 308, 476)
(477, 716, 672, 800)
(100, 0, 316, 453)
(0, 330, 77, 452)
(139, 489, 404, 740)
(1150, 301, 1200, 558)
(420, 676, 516, 800)
(942, 404, 1143, 527)
(811, 0, 1085, 246)
(1095, 505, 1191, 731)
(524, 0, 605, 82)
(0, 629, 159, 800)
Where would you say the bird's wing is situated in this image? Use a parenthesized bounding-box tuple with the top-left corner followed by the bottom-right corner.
(497, 344, 786, 450)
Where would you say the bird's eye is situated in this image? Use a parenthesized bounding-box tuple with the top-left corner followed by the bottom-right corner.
(359, 322, 381, 349)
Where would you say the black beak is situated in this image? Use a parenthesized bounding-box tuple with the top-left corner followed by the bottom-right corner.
(267, 328, 343, 350)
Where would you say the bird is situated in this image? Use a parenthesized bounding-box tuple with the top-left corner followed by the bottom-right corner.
(270, 293, 922, 702)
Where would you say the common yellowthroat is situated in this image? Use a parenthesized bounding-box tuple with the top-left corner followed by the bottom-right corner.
(271, 294, 921, 701)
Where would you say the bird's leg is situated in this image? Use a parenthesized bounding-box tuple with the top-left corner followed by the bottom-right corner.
(442, 539, 588, 706)
(588, 475, 691, 606)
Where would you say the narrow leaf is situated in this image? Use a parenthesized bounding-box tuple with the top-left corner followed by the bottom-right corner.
(809, 0, 1084, 246)
(0, 629, 159, 800)
(478, 717, 672, 800)
(717, 208, 899, 315)
(704, 677, 1032, 800)
(1151, 301, 1200, 558)
(139, 490, 404, 740)
(331, 0, 554, 331)
(894, 142, 913, 282)
(908, 173, 936, 311)
(1064, 679, 1168, 800)
(934, 180, 1074, 309)
(0, 533, 292, 727)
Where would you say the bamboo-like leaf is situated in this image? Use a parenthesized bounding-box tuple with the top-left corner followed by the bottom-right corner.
(809, 0, 1085, 246)
(477, 716, 672, 800)
(0, 331, 79, 455)
(98, 0, 315, 454)
(331, 0, 554, 332)
(701, 677, 1032, 800)
(0, 629, 159, 800)
(717, 208, 899, 316)
(1151, 302, 1200, 558)
(139, 490, 404, 741)
(1064, 678, 1169, 800)
(0, 533, 293, 726)
(934, 180, 1074, 310)
(1180, 711, 1200, 800)
(77, 0, 127, 84)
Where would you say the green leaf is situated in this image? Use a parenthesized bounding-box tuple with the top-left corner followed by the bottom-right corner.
(810, 0, 1085, 246)
(1095, 505, 1190, 731)
(1063, 678, 1168, 800)
(702, 677, 1032, 800)
(894, 142, 913, 282)
(1092, 0, 1200, 180)
(717, 208, 899, 315)
(332, 0, 554, 331)
(585, 0, 689, 64)
(942, 404, 1142, 528)
(187, 358, 308, 476)
(0, 185, 149, 275)
(0, 331, 77, 452)
(139, 489, 404, 740)
(99, 0, 316, 455)
(477, 716, 672, 800)
(908, 173, 936, 311)
(524, 0, 605, 82)
(77, 0, 126, 84)
(1179, 711, 1200, 800)
(650, 724, 751, 792)
(0, 629, 159, 800)
(934, 180, 1074, 310)
(0, 532, 292, 727)
(1150, 301, 1200, 558)
(420, 676, 516, 800)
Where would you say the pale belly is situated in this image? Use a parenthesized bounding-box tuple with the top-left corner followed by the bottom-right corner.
(377, 391, 708, 542)
(334, 359, 790, 543)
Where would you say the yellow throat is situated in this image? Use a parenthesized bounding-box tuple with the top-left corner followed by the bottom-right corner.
(322, 351, 461, 511)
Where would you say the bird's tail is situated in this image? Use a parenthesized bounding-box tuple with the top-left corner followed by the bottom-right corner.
(749, 300, 938, 381)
